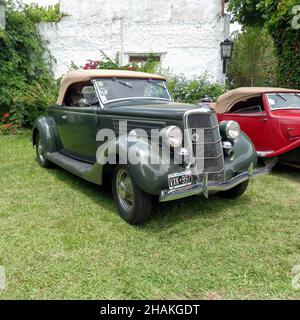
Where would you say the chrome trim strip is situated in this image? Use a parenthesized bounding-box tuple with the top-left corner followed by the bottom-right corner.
(189, 124, 219, 130)
(104, 97, 171, 104)
(256, 150, 274, 157)
(192, 139, 222, 145)
(92, 79, 105, 110)
(193, 154, 223, 160)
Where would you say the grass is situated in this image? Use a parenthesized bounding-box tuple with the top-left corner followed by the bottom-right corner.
(0, 131, 299, 299)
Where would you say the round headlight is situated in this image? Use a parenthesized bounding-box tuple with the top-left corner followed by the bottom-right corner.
(222, 120, 240, 140)
(162, 126, 183, 148)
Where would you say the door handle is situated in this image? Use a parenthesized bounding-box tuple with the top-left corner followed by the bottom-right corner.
(62, 115, 68, 120)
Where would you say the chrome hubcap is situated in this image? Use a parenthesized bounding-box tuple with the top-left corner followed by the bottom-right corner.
(116, 169, 134, 211)
(37, 138, 45, 162)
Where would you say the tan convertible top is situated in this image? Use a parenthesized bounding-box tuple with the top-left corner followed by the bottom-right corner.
(57, 69, 166, 105)
(213, 87, 300, 113)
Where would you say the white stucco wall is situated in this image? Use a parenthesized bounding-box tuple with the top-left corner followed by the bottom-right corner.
(26, 0, 230, 82)
(22, 0, 59, 6)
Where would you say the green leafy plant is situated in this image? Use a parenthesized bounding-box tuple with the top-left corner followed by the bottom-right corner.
(167, 74, 227, 104)
(227, 27, 278, 88)
(228, 0, 300, 89)
(23, 3, 65, 23)
(0, 111, 22, 135)
(72, 51, 159, 74)
(12, 80, 59, 126)
(0, 0, 57, 129)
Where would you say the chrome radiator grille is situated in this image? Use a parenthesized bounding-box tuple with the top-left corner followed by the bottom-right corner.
(185, 111, 225, 182)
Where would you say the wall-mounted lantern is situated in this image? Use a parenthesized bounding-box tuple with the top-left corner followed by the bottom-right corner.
(220, 38, 234, 74)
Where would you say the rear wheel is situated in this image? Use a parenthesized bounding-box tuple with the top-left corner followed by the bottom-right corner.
(218, 180, 249, 199)
(112, 165, 153, 225)
(36, 133, 51, 168)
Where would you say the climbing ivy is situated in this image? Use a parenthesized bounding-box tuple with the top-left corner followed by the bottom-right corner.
(0, 0, 58, 126)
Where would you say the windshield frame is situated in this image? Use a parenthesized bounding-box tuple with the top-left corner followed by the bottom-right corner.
(93, 77, 173, 108)
(266, 92, 300, 111)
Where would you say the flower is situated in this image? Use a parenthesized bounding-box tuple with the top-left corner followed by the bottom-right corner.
(1, 125, 5, 129)
(4, 113, 9, 118)
(6, 123, 11, 128)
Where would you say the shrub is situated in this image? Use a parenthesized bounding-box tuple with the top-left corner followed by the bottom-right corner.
(12, 80, 59, 126)
(72, 51, 159, 74)
(227, 27, 278, 88)
(228, 0, 300, 89)
(167, 74, 227, 104)
(0, 112, 22, 135)
(22, 3, 64, 23)
(0, 1, 57, 128)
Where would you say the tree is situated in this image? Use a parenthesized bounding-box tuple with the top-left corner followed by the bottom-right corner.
(228, 0, 300, 89)
(227, 27, 278, 88)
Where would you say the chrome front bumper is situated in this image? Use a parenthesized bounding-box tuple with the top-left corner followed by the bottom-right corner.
(159, 164, 270, 203)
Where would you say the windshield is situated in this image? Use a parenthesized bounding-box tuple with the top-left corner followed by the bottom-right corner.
(94, 78, 171, 105)
(267, 93, 300, 110)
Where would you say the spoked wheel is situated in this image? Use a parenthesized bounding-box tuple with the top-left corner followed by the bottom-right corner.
(36, 133, 51, 168)
(112, 165, 153, 225)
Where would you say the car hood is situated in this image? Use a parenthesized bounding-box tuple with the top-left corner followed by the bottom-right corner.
(103, 102, 204, 120)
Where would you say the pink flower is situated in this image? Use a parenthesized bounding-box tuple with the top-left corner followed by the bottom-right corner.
(4, 113, 9, 118)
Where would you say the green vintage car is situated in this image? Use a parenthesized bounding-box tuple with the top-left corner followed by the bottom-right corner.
(32, 70, 270, 224)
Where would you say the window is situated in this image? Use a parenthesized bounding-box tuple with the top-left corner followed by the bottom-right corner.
(63, 82, 97, 107)
(267, 93, 300, 111)
(94, 78, 171, 105)
(128, 54, 161, 65)
(230, 96, 264, 113)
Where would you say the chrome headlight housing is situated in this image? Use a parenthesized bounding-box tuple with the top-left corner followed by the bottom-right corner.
(161, 126, 183, 148)
(220, 120, 240, 140)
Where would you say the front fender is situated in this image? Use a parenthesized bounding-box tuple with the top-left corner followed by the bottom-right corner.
(224, 131, 257, 180)
(98, 135, 185, 195)
(32, 116, 62, 154)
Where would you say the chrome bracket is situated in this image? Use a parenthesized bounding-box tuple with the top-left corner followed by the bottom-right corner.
(203, 173, 209, 199)
(248, 162, 254, 179)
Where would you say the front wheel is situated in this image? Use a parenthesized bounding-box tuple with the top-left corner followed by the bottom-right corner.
(218, 180, 249, 199)
(36, 133, 51, 168)
(112, 165, 154, 225)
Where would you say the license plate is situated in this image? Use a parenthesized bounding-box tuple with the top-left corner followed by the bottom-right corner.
(168, 171, 192, 190)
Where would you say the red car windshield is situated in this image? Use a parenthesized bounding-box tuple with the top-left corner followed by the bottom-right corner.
(267, 93, 300, 111)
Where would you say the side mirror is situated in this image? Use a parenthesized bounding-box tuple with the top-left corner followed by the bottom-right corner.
(78, 98, 90, 108)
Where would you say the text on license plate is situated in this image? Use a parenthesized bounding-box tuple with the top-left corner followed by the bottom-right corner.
(168, 171, 192, 190)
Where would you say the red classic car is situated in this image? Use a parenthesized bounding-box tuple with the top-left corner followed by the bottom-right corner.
(213, 87, 300, 167)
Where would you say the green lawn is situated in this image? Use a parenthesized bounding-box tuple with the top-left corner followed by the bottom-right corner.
(0, 132, 299, 299)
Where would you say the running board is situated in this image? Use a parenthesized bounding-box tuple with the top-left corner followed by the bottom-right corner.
(46, 152, 102, 185)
